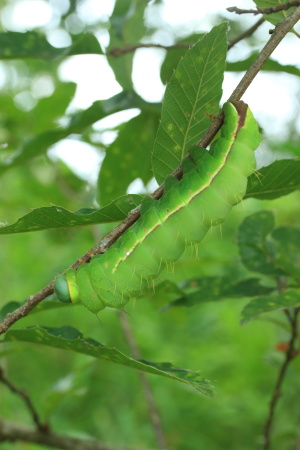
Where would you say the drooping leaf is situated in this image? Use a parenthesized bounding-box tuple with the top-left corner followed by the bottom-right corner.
(97, 111, 159, 205)
(162, 277, 275, 310)
(245, 160, 300, 200)
(241, 289, 300, 324)
(3, 326, 214, 397)
(238, 211, 284, 276)
(0, 31, 103, 60)
(152, 23, 228, 184)
(0, 194, 143, 234)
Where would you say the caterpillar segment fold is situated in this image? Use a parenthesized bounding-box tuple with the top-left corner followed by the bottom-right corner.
(55, 101, 261, 314)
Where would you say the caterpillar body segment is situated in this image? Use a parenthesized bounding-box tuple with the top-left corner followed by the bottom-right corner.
(55, 101, 261, 313)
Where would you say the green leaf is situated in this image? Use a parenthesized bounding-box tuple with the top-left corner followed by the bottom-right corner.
(256, 316, 291, 332)
(3, 326, 214, 397)
(238, 211, 284, 276)
(162, 277, 275, 310)
(152, 23, 228, 184)
(0, 301, 22, 321)
(97, 111, 159, 205)
(0, 297, 68, 320)
(245, 160, 300, 200)
(66, 33, 104, 56)
(253, 0, 298, 26)
(0, 129, 68, 173)
(145, 280, 184, 308)
(35, 298, 70, 313)
(160, 34, 205, 84)
(0, 91, 146, 172)
(30, 82, 77, 135)
(0, 194, 143, 234)
(0, 80, 76, 154)
(227, 53, 300, 77)
(270, 140, 300, 158)
(0, 31, 103, 60)
(272, 227, 300, 280)
(241, 289, 300, 324)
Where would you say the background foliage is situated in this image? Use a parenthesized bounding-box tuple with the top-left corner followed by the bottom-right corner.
(0, 1, 300, 449)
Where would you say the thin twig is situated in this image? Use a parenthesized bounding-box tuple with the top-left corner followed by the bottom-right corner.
(0, 367, 46, 432)
(118, 311, 168, 450)
(227, 2, 300, 15)
(262, 308, 300, 450)
(229, 7, 300, 101)
(0, 7, 300, 335)
(228, 17, 265, 49)
(0, 419, 148, 450)
(108, 18, 265, 57)
(108, 42, 190, 57)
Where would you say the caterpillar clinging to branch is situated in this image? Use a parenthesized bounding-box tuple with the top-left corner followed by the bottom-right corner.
(55, 101, 261, 314)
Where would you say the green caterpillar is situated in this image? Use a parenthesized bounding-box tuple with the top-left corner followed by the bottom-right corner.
(55, 101, 261, 314)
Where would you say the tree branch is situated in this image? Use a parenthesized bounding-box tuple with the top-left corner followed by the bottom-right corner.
(0, 367, 46, 431)
(0, 7, 299, 335)
(262, 308, 300, 449)
(0, 419, 148, 450)
(227, 2, 300, 15)
(118, 311, 167, 450)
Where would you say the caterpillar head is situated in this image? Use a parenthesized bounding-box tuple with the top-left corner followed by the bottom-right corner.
(55, 269, 80, 304)
(55, 268, 107, 314)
